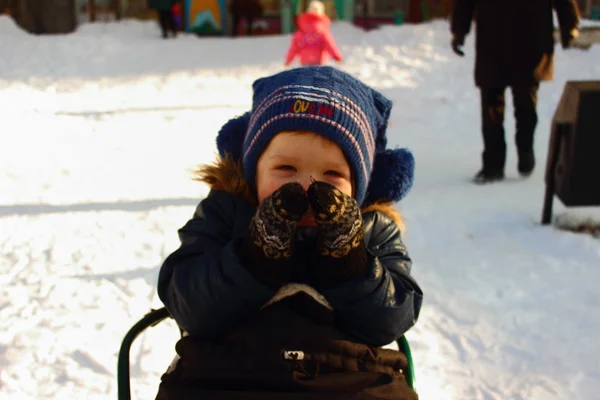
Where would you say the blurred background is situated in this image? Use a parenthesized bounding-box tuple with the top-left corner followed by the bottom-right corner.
(1, 1, 600, 400)
(3, 0, 600, 36)
(4, 0, 472, 35)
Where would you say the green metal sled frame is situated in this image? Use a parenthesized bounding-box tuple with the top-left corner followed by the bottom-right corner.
(117, 307, 416, 400)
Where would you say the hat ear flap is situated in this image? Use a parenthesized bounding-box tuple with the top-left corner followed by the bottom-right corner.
(372, 90, 392, 151)
(364, 148, 414, 206)
(216, 112, 250, 160)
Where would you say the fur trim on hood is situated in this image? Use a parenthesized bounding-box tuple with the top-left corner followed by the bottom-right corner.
(193, 155, 405, 232)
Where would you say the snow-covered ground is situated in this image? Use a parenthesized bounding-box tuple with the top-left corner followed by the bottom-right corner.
(580, 18, 600, 28)
(1, 14, 600, 400)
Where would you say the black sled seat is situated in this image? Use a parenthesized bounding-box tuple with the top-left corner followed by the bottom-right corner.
(117, 307, 416, 400)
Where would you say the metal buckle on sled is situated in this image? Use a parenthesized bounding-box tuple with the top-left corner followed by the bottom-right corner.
(282, 350, 305, 360)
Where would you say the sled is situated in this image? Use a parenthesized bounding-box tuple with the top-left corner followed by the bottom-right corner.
(117, 307, 416, 400)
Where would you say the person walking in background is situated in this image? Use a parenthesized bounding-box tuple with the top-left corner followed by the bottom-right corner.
(284, 0, 343, 67)
(172, 1, 183, 32)
(148, 0, 177, 39)
(451, 0, 580, 184)
(229, 0, 264, 37)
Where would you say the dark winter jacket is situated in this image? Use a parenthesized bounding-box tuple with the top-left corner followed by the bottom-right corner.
(451, 0, 580, 88)
(229, 0, 263, 18)
(147, 0, 175, 11)
(156, 157, 422, 399)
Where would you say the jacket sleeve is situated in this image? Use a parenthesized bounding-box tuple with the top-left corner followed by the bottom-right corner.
(285, 33, 302, 65)
(553, 0, 580, 36)
(451, 0, 477, 38)
(323, 31, 343, 62)
(321, 211, 423, 347)
(157, 190, 276, 338)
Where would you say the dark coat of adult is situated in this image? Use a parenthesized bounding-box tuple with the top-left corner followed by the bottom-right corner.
(229, 0, 263, 18)
(147, 0, 175, 11)
(155, 157, 423, 399)
(451, 0, 580, 88)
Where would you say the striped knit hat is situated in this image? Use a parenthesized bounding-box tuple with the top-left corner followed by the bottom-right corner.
(216, 66, 414, 206)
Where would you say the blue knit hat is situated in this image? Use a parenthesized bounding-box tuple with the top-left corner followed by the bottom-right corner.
(216, 66, 414, 206)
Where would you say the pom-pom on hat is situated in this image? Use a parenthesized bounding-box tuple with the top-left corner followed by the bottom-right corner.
(216, 66, 414, 206)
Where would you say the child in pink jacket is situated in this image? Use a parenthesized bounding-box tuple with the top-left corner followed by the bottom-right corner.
(285, 1, 343, 66)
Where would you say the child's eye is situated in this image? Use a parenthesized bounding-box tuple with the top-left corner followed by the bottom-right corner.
(325, 170, 344, 178)
(276, 165, 296, 171)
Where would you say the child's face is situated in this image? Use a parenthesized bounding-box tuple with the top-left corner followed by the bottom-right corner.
(256, 131, 353, 224)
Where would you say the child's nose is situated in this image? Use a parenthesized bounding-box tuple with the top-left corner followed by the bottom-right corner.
(298, 174, 315, 191)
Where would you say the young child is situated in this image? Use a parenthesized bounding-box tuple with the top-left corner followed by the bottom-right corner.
(156, 66, 423, 400)
(284, 0, 343, 66)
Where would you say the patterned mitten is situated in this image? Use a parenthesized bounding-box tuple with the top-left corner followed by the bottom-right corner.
(250, 182, 309, 259)
(240, 182, 309, 288)
(306, 181, 368, 288)
(307, 181, 364, 257)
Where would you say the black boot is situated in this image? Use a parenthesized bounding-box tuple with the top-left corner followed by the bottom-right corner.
(518, 150, 535, 177)
(473, 169, 504, 184)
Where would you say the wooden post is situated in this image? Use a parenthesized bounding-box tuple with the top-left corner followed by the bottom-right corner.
(584, 0, 592, 17)
(541, 125, 566, 225)
(344, 0, 354, 22)
(281, 0, 292, 34)
(114, 0, 121, 20)
(89, 0, 96, 21)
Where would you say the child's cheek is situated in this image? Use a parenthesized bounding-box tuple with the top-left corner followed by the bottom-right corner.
(257, 178, 285, 204)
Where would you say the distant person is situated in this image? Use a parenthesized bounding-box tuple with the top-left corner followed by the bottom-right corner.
(284, 0, 343, 66)
(229, 0, 263, 37)
(148, 0, 177, 39)
(451, 0, 580, 184)
(172, 2, 183, 32)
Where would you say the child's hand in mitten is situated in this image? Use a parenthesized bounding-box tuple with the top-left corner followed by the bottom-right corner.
(307, 181, 364, 258)
(250, 182, 309, 259)
(305, 181, 367, 289)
